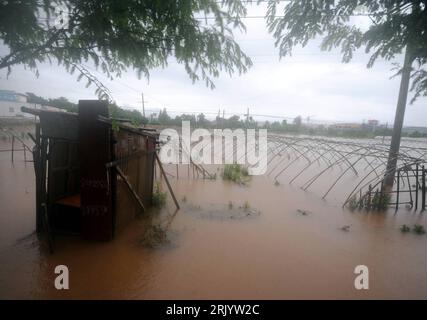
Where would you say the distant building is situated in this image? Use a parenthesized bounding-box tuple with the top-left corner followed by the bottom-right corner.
(329, 123, 362, 130)
(0, 90, 64, 118)
(367, 119, 379, 127)
(0, 90, 27, 102)
(0, 90, 31, 118)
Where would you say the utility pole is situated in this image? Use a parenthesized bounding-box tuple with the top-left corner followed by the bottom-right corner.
(141, 92, 146, 118)
(246, 108, 250, 128)
(384, 45, 414, 189)
(382, 122, 388, 144)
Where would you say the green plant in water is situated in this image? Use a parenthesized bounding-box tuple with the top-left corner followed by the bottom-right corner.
(228, 201, 233, 210)
(400, 225, 411, 233)
(413, 225, 426, 235)
(152, 182, 167, 208)
(222, 164, 250, 185)
(242, 201, 250, 212)
(371, 191, 390, 211)
(347, 195, 359, 211)
(347, 190, 390, 212)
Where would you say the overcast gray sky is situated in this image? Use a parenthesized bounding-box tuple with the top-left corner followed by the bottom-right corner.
(1, 3, 426, 126)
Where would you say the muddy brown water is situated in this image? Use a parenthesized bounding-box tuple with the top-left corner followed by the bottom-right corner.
(1, 142, 427, 299)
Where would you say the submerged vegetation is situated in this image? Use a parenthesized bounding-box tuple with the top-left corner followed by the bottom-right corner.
(370, 191, 391, 211)
(222, 164, 250, 185)
(152, 182, 167, 208)
(207, 173, 217, 180)
(400, 225, 411, 233)
(139, 224, 170, 248)
(400, 224, 426, 235)
(242, 201, 251, 211)
(347, 191, 391, 212)
(228, 201, 234, 210)
(413, 225, 426, 235)
(347, 195, 359, 211)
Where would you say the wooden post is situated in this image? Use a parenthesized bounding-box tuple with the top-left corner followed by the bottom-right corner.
(396, 170, 400, 211)
(11, 135, 15, 163)
(422, 166, 426, 211)
(415, 163, 419, 211)
(23, 143, 27, 162)
(39, 137, 48, 233)
(406, 171, 413, 208)
(368, 184, 372, 210)
(41, 203, 54, 254)
(79, 100, 113, 241)
(34, 124, 43, 233)
(155, 152, 180, 210)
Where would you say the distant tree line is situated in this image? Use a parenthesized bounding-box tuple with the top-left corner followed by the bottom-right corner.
(26, 94, 427, 139)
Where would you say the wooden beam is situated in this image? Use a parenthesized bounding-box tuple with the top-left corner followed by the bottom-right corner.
(116, 167, 146, 213)
(155, 152, 180, 210)
(105, 150, 153, 169)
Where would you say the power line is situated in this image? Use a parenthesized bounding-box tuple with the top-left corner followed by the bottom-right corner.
(194, 13, 375, 20)
(143, 107, 298, 120)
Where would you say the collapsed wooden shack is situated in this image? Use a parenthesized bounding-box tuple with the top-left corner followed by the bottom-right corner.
(22, 100, 159, 249)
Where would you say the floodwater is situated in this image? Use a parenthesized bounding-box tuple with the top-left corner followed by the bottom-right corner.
(1, 139, 427, 300)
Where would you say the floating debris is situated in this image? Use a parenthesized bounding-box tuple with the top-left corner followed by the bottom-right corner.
(297, 209, 311, 216)
(340, 225, 351, 232)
